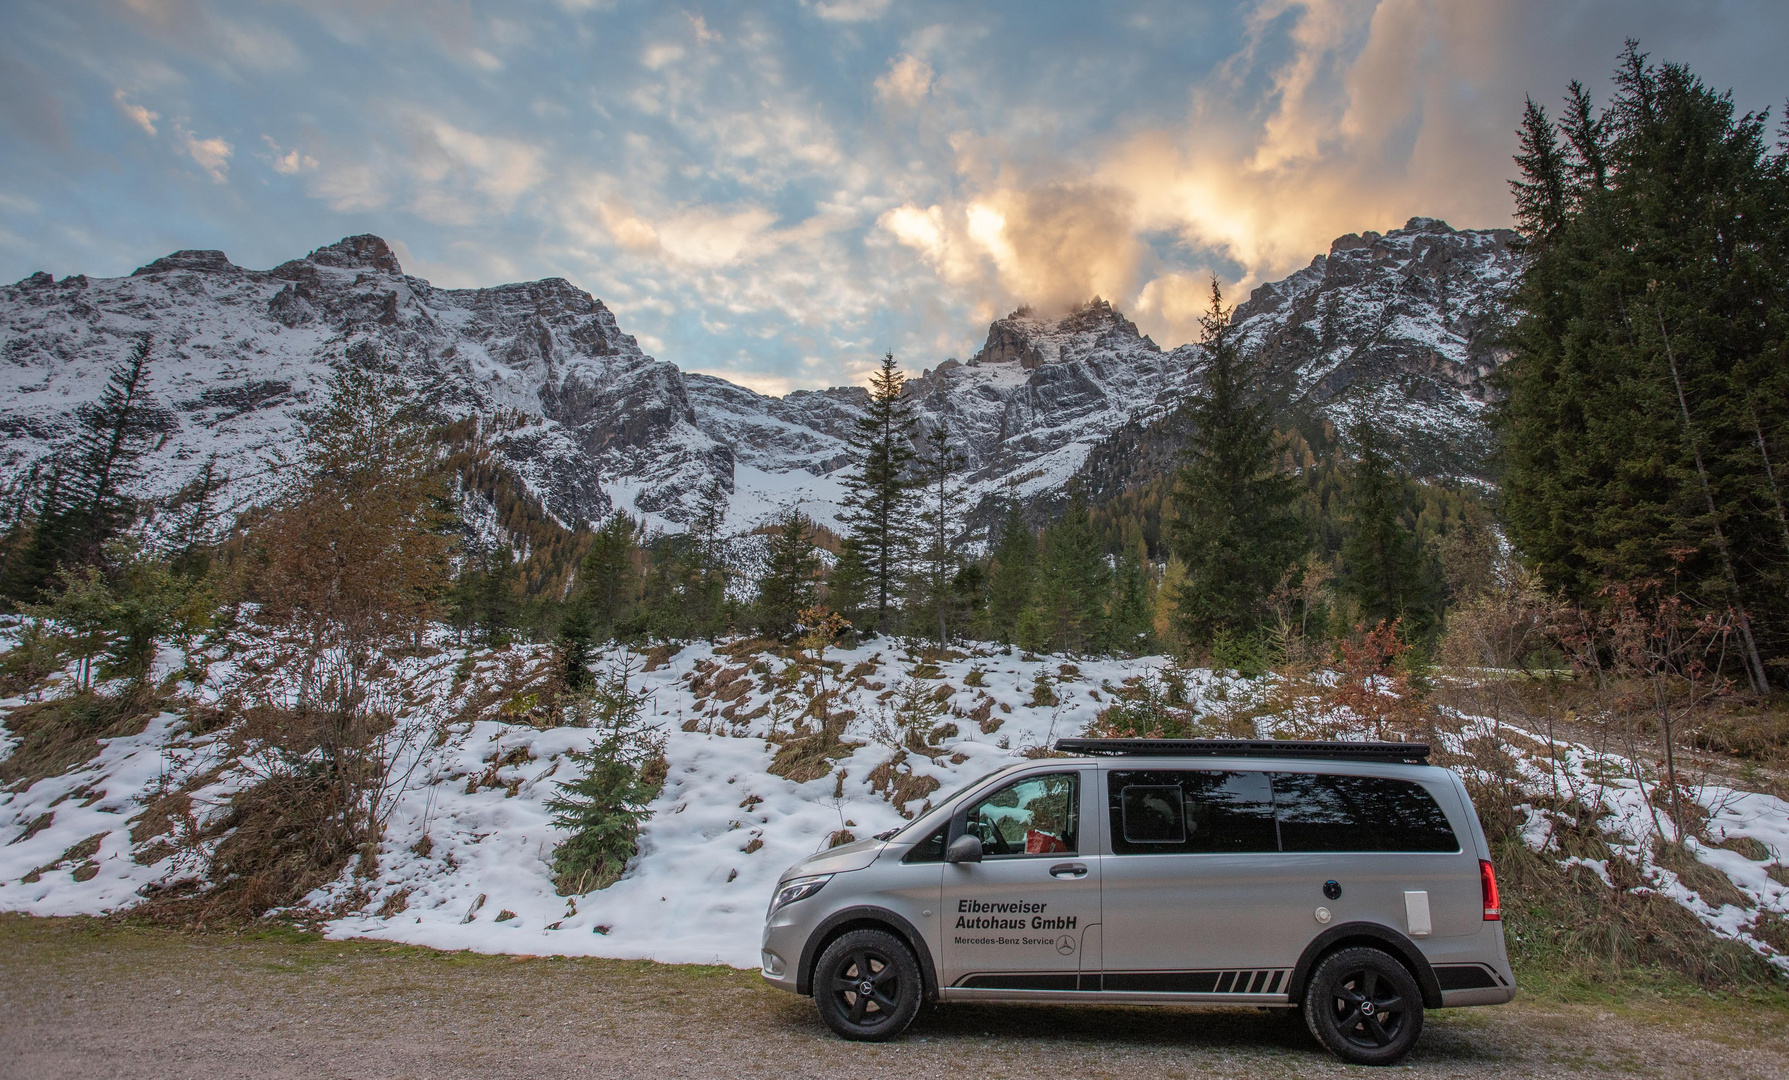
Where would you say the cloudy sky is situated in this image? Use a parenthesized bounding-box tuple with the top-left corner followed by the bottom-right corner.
(2, 1, 1786, 393)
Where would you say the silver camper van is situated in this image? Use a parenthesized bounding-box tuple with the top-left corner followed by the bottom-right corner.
(760, 739, 1513, 1066)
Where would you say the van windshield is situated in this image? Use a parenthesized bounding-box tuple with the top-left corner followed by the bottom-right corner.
(874, 765, 1019, 842)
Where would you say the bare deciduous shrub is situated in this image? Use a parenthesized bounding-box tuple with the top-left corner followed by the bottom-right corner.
(171, 369, 454, 920)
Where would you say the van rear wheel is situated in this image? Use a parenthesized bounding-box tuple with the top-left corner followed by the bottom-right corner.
(1303, 947, 1424, 1066)
(813, 929, 922, 1041)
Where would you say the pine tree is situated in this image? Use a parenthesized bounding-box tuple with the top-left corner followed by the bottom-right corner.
(839, 351, 917, 634)
(979, 501, 1036, 645)
(578, 513, 641, 641)
(4, 336, 159, 602)
(915, 425, 965, 645)
(475, 547, 521, 646)
(824, 536, 871, 632)
(547, 656, 664, 895)
(166, 454, 226, 579)
(1108, 542, 1155, 655)
(1167, 281, 1307, 646)
(61, 334, 159, 564)
(1026, 489, 1109, 655)
(1496, 42, 1789, 688)
(557, 594, 595, 689)
(1510, 96, 1569, 243)
(1337, 420, 1434, 635)
(755, 511, 820, 639)
(684, 480, 731, 639)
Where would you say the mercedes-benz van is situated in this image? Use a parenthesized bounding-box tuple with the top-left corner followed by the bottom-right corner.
(760, 739, 1513, 1066)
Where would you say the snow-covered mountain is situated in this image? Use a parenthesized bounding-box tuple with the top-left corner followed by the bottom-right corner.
(0, 218, 1517, 541)
(1231, 216, 1519, 478)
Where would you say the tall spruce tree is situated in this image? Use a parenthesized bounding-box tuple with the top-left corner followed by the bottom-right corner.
(1167, 282, 1307, 646)
(4, 335, 159, 602)
(915, 425, 965, 645)
(755, 511, 820, 639)
(1025, 488, 1109, 655)
(1108, 539, 1155, 655)
(824, 536, 870, 631)
(1496, 43, 1789, 689)
(475, 546, 521, 645)
(979, 501, 1036, 645)
(839, 352, 917, 634)
(578, 514, 641, 641)
(1338, 420, 1434, 635)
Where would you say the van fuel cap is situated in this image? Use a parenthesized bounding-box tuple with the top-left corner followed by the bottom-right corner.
(1323, 880, 1342, 900)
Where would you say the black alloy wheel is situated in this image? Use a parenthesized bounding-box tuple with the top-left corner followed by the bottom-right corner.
(1303, 947, 1424, 1066)
(813, 929, 922, 1041)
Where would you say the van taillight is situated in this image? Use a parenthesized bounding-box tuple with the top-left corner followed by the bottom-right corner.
(1480, 859, 1501, 921)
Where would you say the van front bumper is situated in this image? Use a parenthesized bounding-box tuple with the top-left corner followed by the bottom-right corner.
(759, 903, 821, 994)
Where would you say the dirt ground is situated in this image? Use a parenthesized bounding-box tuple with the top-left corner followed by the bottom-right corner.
(2, 915, 1787, 1080)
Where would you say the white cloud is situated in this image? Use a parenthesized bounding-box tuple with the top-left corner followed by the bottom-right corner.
(176, 125, 233, 183)
(112, 90, 158, 136)
(261, 135, 317, 175)
(642, 42, 686, 70)
(309, 159, 388, 211)
(398, 115, 545, 223)
(210, 17, 303, 72)
(811, 0, 894, 22)
(654, 205, 778, 268)
(875, 55, 933, 105)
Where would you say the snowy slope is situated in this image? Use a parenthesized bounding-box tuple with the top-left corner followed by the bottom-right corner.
(0, 219, 1517, 541)
(2, 627, 1785, 973)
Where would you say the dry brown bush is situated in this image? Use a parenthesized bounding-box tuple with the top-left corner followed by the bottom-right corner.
(161, 369, 455, 922)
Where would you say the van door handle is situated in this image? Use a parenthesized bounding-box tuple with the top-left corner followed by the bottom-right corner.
(1049, 862, 1088, 878)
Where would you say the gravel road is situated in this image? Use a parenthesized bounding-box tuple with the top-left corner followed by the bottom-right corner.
(3, 915, 1786, 1080)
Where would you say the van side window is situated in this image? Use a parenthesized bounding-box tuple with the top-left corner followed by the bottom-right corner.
(1272, 773, 1459, 852)
(1109, 771, 1277, 854)
(962, 773, 1079, 856)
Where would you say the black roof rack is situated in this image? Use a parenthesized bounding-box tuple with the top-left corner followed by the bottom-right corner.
(1052, 738, 1431, 764)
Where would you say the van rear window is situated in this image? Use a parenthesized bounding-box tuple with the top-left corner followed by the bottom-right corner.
(1107, 770, 1459, 854)
(1271, 773, 1459, 853)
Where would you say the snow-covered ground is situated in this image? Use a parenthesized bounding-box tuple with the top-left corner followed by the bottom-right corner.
(2, 628, 1785, 973)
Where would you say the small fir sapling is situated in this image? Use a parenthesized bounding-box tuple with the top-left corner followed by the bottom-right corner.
(548, 653, 668, 894)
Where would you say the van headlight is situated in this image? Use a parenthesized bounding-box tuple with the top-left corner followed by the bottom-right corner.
(767, 875, 831, 919)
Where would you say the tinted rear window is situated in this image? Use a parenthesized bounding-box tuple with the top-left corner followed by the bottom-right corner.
(1271, 772, 1459, 853)
(1105, 770, 1459, 854)
(1109, 770, 1278, 854)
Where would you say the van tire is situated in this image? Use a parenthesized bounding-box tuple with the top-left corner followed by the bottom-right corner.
(1303, 946, 1424, 1066)
(813, 929, 922, 1041)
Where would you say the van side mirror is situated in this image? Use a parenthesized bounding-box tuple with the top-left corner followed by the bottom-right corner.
(947, 835, 983, 864)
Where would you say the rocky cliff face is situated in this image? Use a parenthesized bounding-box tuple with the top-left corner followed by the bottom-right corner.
(0, 218, 1518, 544)
(1231, 216, 1519, 476)
(0, 236, 726, 531)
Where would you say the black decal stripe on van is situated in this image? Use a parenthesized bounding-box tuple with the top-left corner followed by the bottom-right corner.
(956, 972, 1080, 991)
(1434, 965, 1499, 991)
(1101, 969, 1290, 994)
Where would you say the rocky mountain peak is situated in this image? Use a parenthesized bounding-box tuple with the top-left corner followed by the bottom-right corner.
(970, 297, 1156, 370)
(131, 249, 240, 276)
(300, 234, 404, 275)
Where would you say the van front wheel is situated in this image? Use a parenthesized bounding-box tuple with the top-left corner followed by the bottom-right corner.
(1303, 947, 1424, 1066)
(813, 929, 922, 1041)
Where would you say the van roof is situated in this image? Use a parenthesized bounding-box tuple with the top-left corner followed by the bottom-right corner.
(1052, 738, 1431, 765)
